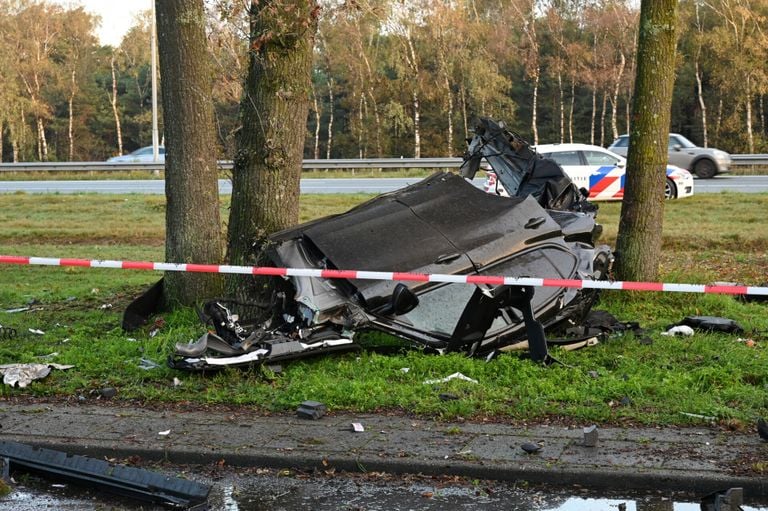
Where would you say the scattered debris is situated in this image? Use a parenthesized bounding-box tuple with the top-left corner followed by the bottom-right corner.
(158, 429, 171, 436)
(681, 412, 716, 421)
(172, 377, 182, 387)
(588, 371, 599, 379)
(583, 425, 599, 447)
(0, 440, 209, 508)
(661, 325, 695, 337)
(297, 400, 327, 420)
(351, 422, 365, 432)
(148, 318, 166, 338)
(520, 442, 542, 454)
(0, 326, 17, 340)
(0, 363, 74, 387)
(137, 358, 160, 370)
(28, 328, 45, 336)
(758, 418, 768, 442)
(668, 316, 744, 334)
(439, 393, 460, 401)
(700, 487, 744, 511)
(400, 367, 410, 373)
(99, 303, 113, 310)
(4, 307, 30, 313)
(737, 338, 756, 347)
(98, 387, 117, 399)
(423, 372, 478, 385)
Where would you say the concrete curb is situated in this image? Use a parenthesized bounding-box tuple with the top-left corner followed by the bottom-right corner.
(1, 403, 765, 496)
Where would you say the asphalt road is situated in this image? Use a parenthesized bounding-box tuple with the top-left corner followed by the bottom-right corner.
(0, 175, 765, 194)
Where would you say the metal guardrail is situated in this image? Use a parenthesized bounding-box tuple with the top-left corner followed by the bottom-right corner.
(0, 155, 765, 172)
(0, 158, 464, 173)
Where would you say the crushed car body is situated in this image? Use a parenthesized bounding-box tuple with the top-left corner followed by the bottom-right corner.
(155, 118, 612, 370)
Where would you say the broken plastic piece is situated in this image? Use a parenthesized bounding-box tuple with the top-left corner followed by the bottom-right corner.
(661, 325, 694, 337)
(351, 422, 365, 432)
(423, 372, 478, 385)
(297, 400, 327, 420)
(520, 442, 542, 454)
(0, 440, 209, 509)
(0, 363, 74, 388)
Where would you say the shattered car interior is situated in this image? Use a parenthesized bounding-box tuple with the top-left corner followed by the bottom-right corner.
(125, 118, 612, 370)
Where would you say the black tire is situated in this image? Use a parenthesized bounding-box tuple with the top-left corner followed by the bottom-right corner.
(664, 178, 677, 199)
(693, 159, 717, 179)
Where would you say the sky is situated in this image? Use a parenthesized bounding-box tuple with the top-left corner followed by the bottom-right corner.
(51, 0, 149, 47)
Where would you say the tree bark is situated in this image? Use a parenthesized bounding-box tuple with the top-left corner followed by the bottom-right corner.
(326, 77, 334, 159)
(110, 55, 123, 157)
(68, 69, 76, 161)
(610, 52, 625, 141)
(311, 82, 320, 159)
(156, 0, 224, 307)
(615, 0, 679, 282)
(226, 0, 318, 300)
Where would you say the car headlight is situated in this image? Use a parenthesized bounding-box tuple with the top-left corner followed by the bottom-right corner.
(713, 150, 730, 161)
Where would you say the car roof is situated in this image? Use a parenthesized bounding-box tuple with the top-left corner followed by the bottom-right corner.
(535, 143, 615, 153)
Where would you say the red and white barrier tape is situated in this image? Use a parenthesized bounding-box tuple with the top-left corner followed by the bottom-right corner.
(1, 255, 767, 296)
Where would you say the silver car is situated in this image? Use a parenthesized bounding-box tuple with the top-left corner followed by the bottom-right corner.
(106, 146, 165, 163)
(607, 134, 730, 178)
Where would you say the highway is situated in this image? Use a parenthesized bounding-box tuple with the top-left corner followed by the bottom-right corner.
(0, 175, 765, 194)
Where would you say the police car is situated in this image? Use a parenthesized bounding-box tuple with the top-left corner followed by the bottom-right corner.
(484, 143, 694, 201)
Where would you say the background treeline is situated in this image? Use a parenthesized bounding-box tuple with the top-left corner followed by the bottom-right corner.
(1, 0, 767, 163)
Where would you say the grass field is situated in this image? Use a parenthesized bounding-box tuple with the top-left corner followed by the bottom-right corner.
(0, 191, 766, 427)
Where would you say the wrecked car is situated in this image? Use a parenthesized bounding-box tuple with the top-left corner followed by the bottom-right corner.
(147, 118, 612, 370)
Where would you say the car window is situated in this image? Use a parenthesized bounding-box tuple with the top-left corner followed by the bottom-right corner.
(583, 151, 619, 166)
(611, 136, 629, 148)
(134, 147, 153, 156)
(542, 151, 581, 166)
(670, 134, 696, 149)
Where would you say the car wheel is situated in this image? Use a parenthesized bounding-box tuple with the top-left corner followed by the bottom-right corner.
(664, 178, 677, 199)
(693, 159, 717, 179)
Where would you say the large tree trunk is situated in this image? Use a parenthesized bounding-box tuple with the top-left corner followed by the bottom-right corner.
(615, 0, 679, 282)
(156, 0, 224, 307)
(226, 0, 318, 300)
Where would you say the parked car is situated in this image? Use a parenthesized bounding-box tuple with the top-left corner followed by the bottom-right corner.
(138, 119, 612, 371)
(107, 146, 165, 163)
(607, 134, 730, 179)
(484, 143, 694, 200)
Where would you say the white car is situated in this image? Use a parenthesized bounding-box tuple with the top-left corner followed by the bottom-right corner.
(107, 146, 165, 163)
(484, 143, 694, 201)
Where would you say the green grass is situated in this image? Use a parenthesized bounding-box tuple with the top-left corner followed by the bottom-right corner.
(0, 192, 767, 427)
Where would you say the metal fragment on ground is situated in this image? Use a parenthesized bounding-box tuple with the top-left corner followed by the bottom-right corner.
(297, 400, 327, 420)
